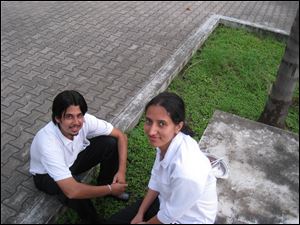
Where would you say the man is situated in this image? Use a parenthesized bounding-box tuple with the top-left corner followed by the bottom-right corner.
(29, 90, 129, 223)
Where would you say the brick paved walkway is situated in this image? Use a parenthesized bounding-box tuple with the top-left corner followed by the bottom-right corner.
(1, 1, 299, 224)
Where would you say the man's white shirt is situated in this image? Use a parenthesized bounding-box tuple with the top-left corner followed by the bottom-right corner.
(148, 132, 218, 224)
(29, 113, 113, 181)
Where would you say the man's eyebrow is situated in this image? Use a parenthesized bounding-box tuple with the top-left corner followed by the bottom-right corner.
(64, 112, 83, 116)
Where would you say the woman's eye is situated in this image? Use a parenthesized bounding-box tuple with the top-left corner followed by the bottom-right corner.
(145, 119, 151, 125)
(159, 121, 165, 127)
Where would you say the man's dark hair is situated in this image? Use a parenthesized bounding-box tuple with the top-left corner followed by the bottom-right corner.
(52, 90, 88, 125)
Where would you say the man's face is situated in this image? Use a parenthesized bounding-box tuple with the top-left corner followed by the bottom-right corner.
(55, 105, 84, 140)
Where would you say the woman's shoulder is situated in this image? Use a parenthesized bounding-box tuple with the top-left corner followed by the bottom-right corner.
(180, 133, 201, 151)
(180, 134, 211, 165)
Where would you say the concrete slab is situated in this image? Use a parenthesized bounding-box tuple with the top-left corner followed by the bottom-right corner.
(199, 110, 299, 224)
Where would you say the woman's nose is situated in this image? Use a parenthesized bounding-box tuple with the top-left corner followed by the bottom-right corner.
(148, 124, 157, 135)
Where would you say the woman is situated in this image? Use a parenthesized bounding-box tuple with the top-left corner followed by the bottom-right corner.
(108, 92, 218, 224)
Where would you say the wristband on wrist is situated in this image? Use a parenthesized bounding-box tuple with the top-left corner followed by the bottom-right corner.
(107, 184, 112, 193)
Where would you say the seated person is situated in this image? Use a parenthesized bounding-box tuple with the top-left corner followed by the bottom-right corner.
(29, 90, 129, 223)
(107, 92, 218, 224)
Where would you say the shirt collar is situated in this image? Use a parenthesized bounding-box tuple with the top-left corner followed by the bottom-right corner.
(158, 132, 184, 168)
(54, 122, 73, 146)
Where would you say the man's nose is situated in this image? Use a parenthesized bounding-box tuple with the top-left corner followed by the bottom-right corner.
(73, 117, 81, 125)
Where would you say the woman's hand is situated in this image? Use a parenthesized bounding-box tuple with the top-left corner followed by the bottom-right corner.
(131, 213, 144, 224)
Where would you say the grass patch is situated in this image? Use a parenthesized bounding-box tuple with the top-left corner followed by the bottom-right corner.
(170, 25, 298, 138)
(57, 25, 298, 223)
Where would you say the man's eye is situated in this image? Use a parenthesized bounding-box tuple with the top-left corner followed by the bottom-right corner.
(66, 115, 73, 119)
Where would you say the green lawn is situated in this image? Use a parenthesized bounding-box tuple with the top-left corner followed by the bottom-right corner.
(169, 25, 298, 139)
(57, 25, 299, 223)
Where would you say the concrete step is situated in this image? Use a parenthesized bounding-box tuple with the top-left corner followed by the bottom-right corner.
(199, 110, 299, 224)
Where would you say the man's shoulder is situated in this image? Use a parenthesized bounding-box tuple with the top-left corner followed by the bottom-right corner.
(31, 121, 61, 153)
(84, 113, 100, 121)
(83, 113, 113, 136)
(83, 113, 111, 127)
(35, 121, 58, 140)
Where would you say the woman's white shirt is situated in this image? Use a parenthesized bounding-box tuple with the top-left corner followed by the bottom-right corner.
(29, 113, 113, 181)
(148, 132, 218, 224)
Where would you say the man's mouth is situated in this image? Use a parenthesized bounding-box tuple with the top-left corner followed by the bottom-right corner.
(70, 126, 80, 133)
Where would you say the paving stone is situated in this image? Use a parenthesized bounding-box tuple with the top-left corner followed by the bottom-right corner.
(1, 204, 16, 223)
(1, 144, 19, 165)
(3, 186, 34, 212)
(5, 120, 31, 138)
(1, 157, 23, 179)
(9, 131, 33, 150)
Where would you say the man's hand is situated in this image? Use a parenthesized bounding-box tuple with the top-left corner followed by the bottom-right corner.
(113, 170, 126, 184)
(110, 182, 128, 196)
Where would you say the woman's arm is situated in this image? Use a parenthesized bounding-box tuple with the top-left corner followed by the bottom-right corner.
(131, 189, 159, 224)
(145, 215, 162, 224)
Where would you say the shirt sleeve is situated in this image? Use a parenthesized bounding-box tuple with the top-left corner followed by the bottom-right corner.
(148, 151, 161, 191)
(157, 177, 203, 224)
(84, 113, 114, 138)
(38, 136, 72, 181)
(148, 171, 160, 192)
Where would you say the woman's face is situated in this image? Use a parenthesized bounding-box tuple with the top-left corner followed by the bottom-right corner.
(144, 105, 183, 152)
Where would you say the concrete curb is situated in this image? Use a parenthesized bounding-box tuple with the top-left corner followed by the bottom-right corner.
(112, 14, 220, 131)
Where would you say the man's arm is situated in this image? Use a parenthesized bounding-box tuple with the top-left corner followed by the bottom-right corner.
(56, 177, 128, 199)
(109, 127, 128, 183)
